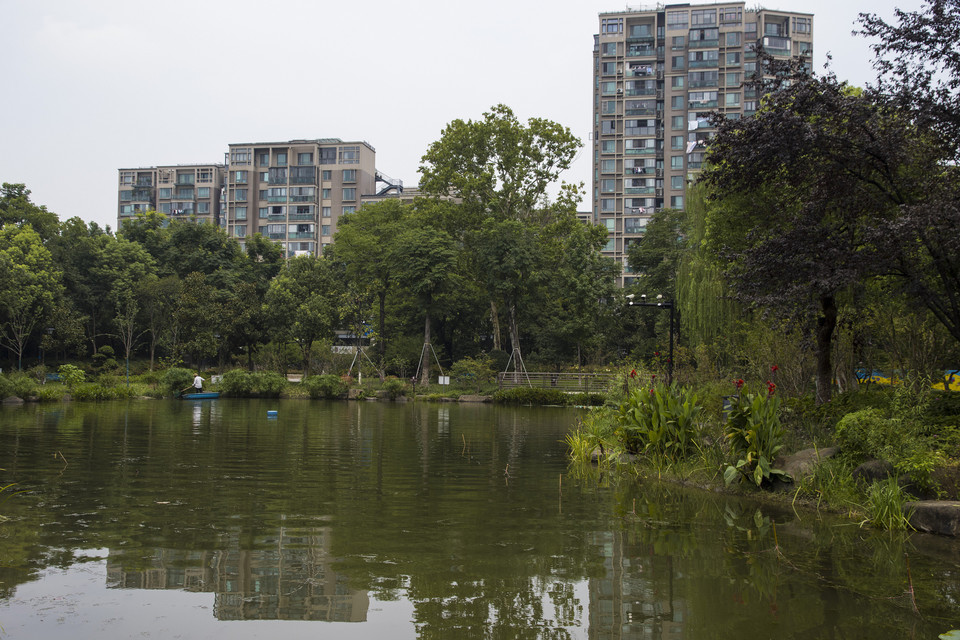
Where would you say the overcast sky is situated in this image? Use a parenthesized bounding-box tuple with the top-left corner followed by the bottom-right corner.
(0, 0, 924, 231)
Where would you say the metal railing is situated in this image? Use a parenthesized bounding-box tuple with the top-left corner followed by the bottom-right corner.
(496, 372, 617, 392)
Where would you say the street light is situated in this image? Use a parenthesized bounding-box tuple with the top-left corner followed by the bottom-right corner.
(626, 293, 675, 384)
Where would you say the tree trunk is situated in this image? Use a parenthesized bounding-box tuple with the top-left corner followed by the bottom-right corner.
(378, 290, 387, 360)
(421, 309, 431, 386)
(490, 300, 501, 351)
(508, 303, 521, 382)
(816, 294, 837, 405)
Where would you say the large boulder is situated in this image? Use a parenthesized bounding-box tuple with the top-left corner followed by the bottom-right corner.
(905, 501, 960, 536)
(2, 396, 24, 405)
(778, 446, 839, 481)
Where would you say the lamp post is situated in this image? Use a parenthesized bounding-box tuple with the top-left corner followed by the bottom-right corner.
(626, 293, 675, 384)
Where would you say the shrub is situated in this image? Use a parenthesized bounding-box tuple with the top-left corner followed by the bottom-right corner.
(493, 387, 569, 405)
(864, 477, 914, 531)
(381, 377, 406, 400)
(160, 367, 194, 395)
(449, 356, 496, 393)
(58, 364, 86, 390)
(301, 374, 348, 399)
(7, 372, 38, 399)
(568, 392, 607, 407)
(0, 375, 15, 399)
(723, 385, 788, 487)
(71, 383, 111, 402)
(219, 370, 286, 398)
(615, 382, 703, 460)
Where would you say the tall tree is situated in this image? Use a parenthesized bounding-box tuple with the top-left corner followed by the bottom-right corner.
(105, 237, 156, 376)
(701, 54, 930, 403)
(0, 183, 60, 240)
(0, 224, 62, 369)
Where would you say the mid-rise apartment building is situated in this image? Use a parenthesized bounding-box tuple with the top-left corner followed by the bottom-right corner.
(118, 164, 225, 226)
(593, 2, 813, 286)
(224, 139, 377, 256)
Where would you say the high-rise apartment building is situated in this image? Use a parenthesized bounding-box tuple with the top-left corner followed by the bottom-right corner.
(593, 2, 813, 286)
(118, 164, 225, 227)
(224, 139, 377, 256)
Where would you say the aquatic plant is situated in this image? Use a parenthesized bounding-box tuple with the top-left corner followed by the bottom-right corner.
(615, 381, 702, 460)
(723, 382, 788, 487)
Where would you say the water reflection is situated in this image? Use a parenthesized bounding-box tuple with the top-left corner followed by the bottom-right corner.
(1, 400, 959, 638)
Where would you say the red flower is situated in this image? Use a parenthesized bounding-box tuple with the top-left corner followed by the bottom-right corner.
(767, 381, 777, 396)
(630, 369, 637, 379)
(651, 374, 657, 381)
(770, 365, 779, 372)
(735, 378, 745, 390)
(649, 388, 655, 394)
(654, 351, 660, 357)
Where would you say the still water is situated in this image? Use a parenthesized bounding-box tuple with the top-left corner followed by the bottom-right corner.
(1, 399, 959, 639)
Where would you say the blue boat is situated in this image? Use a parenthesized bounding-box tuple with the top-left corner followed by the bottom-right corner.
(180, 392, 220, 400)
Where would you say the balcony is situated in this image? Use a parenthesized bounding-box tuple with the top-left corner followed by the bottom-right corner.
(625, 187, 656, 195)
(290, 176, 316, 185)
(627, 47, 656, 58)
(688, 39, 719, 49)
(288, 232, 316, 239)
(625, 148, 656, 155)
(288, 213, 317, 221)
(689, 60, 719, 69)
(625, 88, 657, 96)
(689, 100, 719, 108)
(264, 196, 288, 203)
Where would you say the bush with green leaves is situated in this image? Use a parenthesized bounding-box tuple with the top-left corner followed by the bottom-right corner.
(160, 367, 194, 395)
(71, 383, 111, 402)
(58, 364, 86, 390)
(723, 385, 788, 487)
(219, 370, 287, 398)
(492, 387, 569, 405)
(301, 374, 348, 399)
(381, 377, 406, 400)
(449, 356, 496, 393)
(615, 381, 703, 460)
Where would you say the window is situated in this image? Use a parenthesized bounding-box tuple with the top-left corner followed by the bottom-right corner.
(690, 8, 716, 26)
(725, 32, 741, 47)
(234, 189, 247, 202)
(339, 146, 359, 164)
(601, 17, 622, 33)
(796, 41, 812, 55)
(603, 218, 616, 232)
(689, 49, 719, 66)
(120, 171, 134, 185)
(234, 170, 247, 184)
(297, 152, 313, 165)
(602, 238, 615, 252)
(601, 120, 617, 135)
(268, 167, 287, 184)
(672, 115, 685, 129)
(671, 35, 685, 49)
(666, 10, 687, 29)
(689, 90, 718, 106)
(295, 205, 314, 215)
(276, 152, 288, 166)
(235, 206, 247, 220)
(342, 188, 356, 201)
(321, 225, 331, 235)
(158, 188, 172, 199)
(671, 175, 684, 189)
(231, 148, 251, 164)
(744, 61, 757, 73)
(198, 187, 210, 198)
(259, 208, 269, 218)
(671, 135, 684, 150)
(258, 171, 268, 182)
(601, 81, 618, 95)
(670, 195, 684, 208)
(671, 95, 685, 109)
(290, 186, 315, 200)
(719, 7, 742, 24)
(321, 170, 332, 181)
(235, 225, 246, 238)
(671, 76, 684, 88)
(322, 206, 331, 218)
(601, 159, 616, 173)
(601, 42, 617, 55)
(322, 188, 331, 199)
(601, 140, 616, 154)
(601, 62, 617, 76)
(197, 202, 210, 214)
(671, 156, 684, 170)
(688, 70, 718, 87)
(343, 169, 356, 182)
(725, 72, 741, 87)
(600, 198, 616, 212)
(726, 52, 741, 66)
(289, 166, 314, 184)
(792, 16, 811, 33)
(602, 100, 617, 114)
(176, 187, 193, 199)
(343, 206, 355, 214)
(624, 218, 645, 234)
(671, 55, 685, 70)
(258, 153, 269, 167)
(745, 22, 757, 35)
(600, 179, 616, 193)
(726, 92, 741, 106)
(689, 27, 719, 44)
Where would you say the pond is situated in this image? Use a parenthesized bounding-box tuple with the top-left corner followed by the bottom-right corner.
(1, 399, 959, 639)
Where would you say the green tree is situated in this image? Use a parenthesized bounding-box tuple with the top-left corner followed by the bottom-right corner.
(389, 224, 459, 384)
(0, 183, 60, 240)
(265, 256, 341, 373)
(0, 224, 62, 369)
(172, 272, 222, 367)
(105, 237, 156, 377)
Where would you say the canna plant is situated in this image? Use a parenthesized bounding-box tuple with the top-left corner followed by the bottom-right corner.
(723, 380, 790, 487)
(615, 380, 703, 460)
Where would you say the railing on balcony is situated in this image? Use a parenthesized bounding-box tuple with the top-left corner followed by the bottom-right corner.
(288, 213, 316, 221)
(288, 232, 316, 240)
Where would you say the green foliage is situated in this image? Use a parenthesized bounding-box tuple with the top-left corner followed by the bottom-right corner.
(2, 372, 38, 399)
(71, 382, 111, 401)
(160, 367, 194, 394)
(565, 408, 619, 463)
(301, 374, 348, 399)
(57, 364, 86, 390)
(381, 377, 406, 400)
(492, 387, 569, 406)
(864, 477, 915, 531)
(449, 355, 496, 393)
(567, 392, 607, 407)
(723, 389, 788, 487)
(615, 382, 703, 460)
(219, 370, 287, 398)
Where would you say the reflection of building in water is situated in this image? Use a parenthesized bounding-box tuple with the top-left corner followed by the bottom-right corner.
(588, 531, 686, 639)
(106, 526, 368, 622)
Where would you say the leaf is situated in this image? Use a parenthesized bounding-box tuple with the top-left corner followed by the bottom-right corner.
(723, 465, 740, 486)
